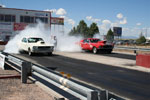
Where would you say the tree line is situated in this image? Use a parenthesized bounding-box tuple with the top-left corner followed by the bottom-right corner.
(69, 20, 147, 44)
(69, 20, 99, 38)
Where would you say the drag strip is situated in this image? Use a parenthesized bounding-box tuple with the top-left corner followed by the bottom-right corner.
(14, 52, 150, 100)
(83, 51, 136, 60)
(100, 52, 136, 60)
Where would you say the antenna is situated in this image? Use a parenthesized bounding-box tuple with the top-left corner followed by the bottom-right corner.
(146, 28, 147, 38)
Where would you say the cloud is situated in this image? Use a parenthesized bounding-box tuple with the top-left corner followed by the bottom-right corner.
(102, 20, 111, 24)
(0, 4, 6, 7)
(119, 18, 127, 24)
(116, 13, 127, 25)
(56, 8, 67, 15)
(44, 9, 57, 13)
(123, 27, 142, 37)
(86, 16, 92, 20)
(98, 19, 112, 34)
(111, 22, 119, 27)
(44, 8, 67, 15)
(60, 16, 75, 27)
(117, 13, 123, 19)
(86, 16, 101, 23)
(136, 23, 141, 26)
(44, 8, 74, 26)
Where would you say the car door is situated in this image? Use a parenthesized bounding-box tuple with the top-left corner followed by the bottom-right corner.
(85, 39, 91, 50)
(24, 38, 28, 51)
(81, 39, 87, 49)
(82, 39, 90, 50)
(21, 38, 28, 51)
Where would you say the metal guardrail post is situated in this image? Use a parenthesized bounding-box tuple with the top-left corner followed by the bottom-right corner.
(54, 98, 65, 100)
(99, 90, 108, 100)
(87, 90, 99, 100)
(21, 61, 32, 83)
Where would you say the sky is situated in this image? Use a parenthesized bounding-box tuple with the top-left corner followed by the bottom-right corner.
(0, 0, 150, 38)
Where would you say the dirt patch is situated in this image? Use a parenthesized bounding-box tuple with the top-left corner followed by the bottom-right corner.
(0, 68, 53, 100)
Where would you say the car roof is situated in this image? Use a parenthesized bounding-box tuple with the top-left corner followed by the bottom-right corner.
(24, 37, 43, 39)
(87, 38, 99, 40)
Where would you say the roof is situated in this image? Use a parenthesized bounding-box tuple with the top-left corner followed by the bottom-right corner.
(0, 7, 51, 13)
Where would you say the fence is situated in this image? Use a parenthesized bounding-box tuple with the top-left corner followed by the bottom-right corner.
(114, 46, 150, 52)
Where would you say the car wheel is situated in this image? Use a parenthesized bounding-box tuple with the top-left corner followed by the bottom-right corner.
(93, 47, 97, 54)
(19, 49, 23, 54)
(107, 49, 112, 54)
(28, 48, 32, 56)
(48, 52, 52, 56)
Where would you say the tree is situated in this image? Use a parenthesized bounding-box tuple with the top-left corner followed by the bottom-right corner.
(77, 20, 88, 37)
(136, 33, 146, 44)
(106, 29, 114, 41)
(69, 20, 99, 38)
(89, 23, 99, 38)
(69, 27, 77, 36)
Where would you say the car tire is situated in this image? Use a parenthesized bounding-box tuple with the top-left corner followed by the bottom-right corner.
(93, 47, 97, 54)
(107, 49, 112, 54)
(19, 49, 23, 54)
(28, 48, 33, 56)
(48, 52, 52, 56)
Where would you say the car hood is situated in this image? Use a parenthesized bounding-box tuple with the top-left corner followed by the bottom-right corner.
(29, 41, 54, 47)
(91, 41, 113, 46)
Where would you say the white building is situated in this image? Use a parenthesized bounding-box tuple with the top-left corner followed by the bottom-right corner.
(0, 7, 64, 42)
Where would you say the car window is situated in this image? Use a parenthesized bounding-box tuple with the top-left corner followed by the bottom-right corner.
(22, 38, 24, 42)
(22, 38, 27, 43)
(83, 39, 89, 43)
(90, 39, 100, 43)
(28, 38, 43, 43)
(24, 38, 27, 43)
(83, 39, 87, 43)
(86, 40, 89, 43)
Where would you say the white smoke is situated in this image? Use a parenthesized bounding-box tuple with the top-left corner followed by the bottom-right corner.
(50, 25, 82, 52)
(4, 22, 82, 54)
(93, 33, 105, 40)
(4, 22, 52, 53)
(56, 34, 82, 52)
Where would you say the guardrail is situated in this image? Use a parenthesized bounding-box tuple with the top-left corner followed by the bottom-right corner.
(114, 46, 150, 52)
(0, 52, 124, 100)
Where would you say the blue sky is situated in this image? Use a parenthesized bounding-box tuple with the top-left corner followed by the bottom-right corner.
(0, 0, 150, 38)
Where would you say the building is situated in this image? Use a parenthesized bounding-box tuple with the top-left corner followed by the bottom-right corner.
(0, 7, 64, 42)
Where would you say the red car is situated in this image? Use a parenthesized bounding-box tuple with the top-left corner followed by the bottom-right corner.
(80, 38, 114, 54)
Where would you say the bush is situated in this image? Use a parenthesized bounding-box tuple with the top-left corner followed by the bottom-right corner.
(136, 36, 146, 44)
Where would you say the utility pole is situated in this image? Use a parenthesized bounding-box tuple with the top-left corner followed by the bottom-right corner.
(145, 28, 147, 38)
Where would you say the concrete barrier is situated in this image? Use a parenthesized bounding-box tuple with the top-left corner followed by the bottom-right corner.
(136, 54, 150, 68)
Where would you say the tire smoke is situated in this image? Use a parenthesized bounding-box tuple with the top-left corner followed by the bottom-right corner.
(4, 22, 82, 54)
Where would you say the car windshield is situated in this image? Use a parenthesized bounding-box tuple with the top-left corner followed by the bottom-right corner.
(90, 39, 100, 43)
(28, 38, 44, 43)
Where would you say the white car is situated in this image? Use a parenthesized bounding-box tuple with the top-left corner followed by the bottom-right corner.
(19, 37, 54, 56)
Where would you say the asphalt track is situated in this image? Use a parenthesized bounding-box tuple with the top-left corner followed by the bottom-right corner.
(97, 52, 136, 60)
(15, 52, 150, 100)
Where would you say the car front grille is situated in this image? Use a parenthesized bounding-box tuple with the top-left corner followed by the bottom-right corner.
(37, 46, 52, 50)
(99, 45, 113, 49)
